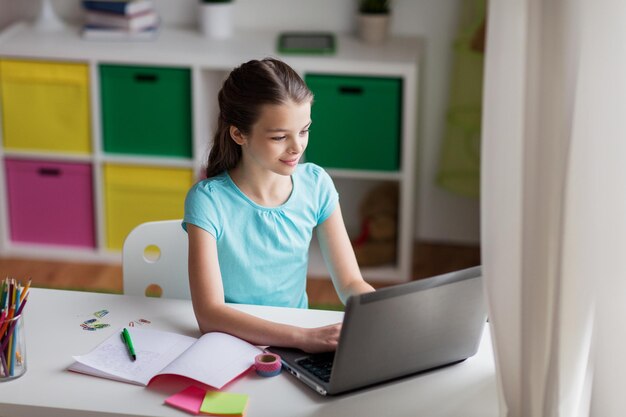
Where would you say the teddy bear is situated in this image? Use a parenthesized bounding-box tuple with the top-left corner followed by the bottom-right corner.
(352, 182, 399, 267)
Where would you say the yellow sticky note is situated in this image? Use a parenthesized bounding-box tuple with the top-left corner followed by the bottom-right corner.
(200, 391, 248, 416)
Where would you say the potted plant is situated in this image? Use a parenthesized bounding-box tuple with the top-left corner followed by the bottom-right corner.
(199, 0, 234, 39)
(357, 0, 391, 44)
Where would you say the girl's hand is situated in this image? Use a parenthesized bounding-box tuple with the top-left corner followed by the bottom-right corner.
(298, 323, 342, 353)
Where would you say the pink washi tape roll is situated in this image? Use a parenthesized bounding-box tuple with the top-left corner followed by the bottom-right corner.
(255, 353, 282, 377)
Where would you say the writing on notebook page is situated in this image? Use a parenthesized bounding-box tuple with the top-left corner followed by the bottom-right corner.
(83, 342, 161, 378)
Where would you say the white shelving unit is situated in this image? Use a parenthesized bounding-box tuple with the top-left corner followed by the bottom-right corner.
(0, 22, 421, 282)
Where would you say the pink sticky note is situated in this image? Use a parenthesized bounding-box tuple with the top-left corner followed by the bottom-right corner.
(164, 386, 207, 415)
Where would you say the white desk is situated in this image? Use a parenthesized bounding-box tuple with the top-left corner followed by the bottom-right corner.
(0, 289, 499, 417)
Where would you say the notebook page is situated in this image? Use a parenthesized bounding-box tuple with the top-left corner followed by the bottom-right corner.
(156, 332, 262, 389)
(71, 328, 197, 385)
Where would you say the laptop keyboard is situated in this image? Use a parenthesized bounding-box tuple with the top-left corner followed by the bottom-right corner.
(296, 352, 335, 382)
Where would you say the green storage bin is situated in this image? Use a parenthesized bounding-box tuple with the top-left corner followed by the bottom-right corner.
(305, 74, 402, 171)
(100, 65, 192, 158)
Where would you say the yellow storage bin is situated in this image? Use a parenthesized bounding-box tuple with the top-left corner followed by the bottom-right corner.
(104, 164, 194, 250)
(0, 59, 91, 154)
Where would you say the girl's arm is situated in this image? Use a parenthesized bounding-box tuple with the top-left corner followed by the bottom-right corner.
(187, 223, 340, 353)
(316, 204, 376, 304)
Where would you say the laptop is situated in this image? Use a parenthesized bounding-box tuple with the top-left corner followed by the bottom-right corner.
(266, 265, 486, 396)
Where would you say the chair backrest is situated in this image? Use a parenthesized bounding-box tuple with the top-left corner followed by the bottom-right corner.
(122, 219, 191, 299)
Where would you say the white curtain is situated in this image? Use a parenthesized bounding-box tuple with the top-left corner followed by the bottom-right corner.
(481, 0, 626, 416)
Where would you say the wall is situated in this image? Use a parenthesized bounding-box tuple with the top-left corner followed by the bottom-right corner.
(0, 0, 480, 244)
(0, 0, 18, 29)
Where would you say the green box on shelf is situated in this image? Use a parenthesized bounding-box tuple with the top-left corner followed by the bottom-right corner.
(304, 74, 402, 171)
(100, 65, 192, 158)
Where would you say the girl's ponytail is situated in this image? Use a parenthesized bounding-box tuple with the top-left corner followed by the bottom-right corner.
(205, 111, 241, 179)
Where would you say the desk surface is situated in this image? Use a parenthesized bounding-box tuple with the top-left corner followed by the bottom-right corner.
(0, 289, 498, 417)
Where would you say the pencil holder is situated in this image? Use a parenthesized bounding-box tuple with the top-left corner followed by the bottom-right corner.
(0, 313, 27, 381)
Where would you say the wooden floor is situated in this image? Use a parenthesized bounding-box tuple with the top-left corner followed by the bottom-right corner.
(0, 241, 480, 307)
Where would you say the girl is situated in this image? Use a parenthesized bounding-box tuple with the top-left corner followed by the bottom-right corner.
(183, 58, 375, 353)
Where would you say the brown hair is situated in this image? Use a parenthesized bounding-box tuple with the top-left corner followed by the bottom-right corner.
(205, 58, 314, 178)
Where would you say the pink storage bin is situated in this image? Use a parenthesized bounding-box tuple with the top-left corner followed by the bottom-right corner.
(5, 158, 96, 248)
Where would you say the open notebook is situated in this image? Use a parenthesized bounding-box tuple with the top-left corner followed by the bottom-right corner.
(69, 328, 262, 389)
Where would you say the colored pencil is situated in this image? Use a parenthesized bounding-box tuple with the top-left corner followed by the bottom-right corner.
(0, 306, 14, 338)
(8, 287, 22, 375)
(0, 278, 6, 308)
(20, 279, 31, 304)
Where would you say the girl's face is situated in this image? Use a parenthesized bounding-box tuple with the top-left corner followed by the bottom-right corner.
(234, 100, 311, 176)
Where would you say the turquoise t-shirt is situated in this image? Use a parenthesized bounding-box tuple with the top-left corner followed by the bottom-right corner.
(182, 163, 338, 308)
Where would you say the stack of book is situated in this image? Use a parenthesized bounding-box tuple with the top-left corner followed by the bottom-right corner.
(81, 0, 160, 41)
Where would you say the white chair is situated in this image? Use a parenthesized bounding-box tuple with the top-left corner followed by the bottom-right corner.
(122, 219, 191, 300)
